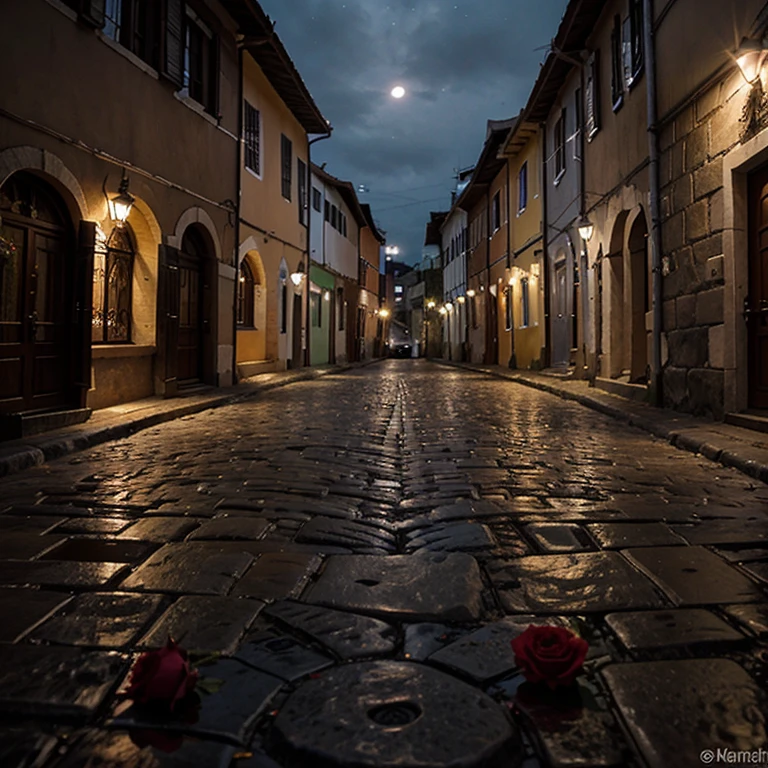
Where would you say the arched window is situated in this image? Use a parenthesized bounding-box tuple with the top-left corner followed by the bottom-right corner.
(93, 226, 134, 343)
(237, 260, 255, 327)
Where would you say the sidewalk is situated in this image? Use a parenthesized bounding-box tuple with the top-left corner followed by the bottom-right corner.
(0, 359, 383, 480)
(435, 360, 768, 485)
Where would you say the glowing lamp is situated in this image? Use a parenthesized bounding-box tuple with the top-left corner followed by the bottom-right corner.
(577, 214, 594, 242)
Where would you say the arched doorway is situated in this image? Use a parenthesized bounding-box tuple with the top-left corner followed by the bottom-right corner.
(552, 250, 570, 367)
(236, 251, 267, 365)
(628, 212, 650, 383)
(0, 171, 77, 414)
(606, 212, 628, 378)
(177, 226, 208, 384)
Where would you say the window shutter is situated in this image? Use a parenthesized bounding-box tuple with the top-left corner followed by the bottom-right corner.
(208, 35, 220, 117)
(78, 0, 105, 28)
(156, 245, 180, 395)
(162, 0, 184, 89)
(73, 220, 96, 405)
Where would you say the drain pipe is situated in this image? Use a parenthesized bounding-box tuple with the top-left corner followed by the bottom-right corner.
(306, 130, 332, 367)
(645, 0, 663, 406)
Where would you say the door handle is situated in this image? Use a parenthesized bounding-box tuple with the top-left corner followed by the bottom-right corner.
(28, 311, 38, 340)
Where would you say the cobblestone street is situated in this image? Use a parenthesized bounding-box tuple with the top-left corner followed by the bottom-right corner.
(1, 360, 767, 768)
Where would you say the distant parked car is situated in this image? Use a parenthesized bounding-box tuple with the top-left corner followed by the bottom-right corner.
(390, 341, 412, 358)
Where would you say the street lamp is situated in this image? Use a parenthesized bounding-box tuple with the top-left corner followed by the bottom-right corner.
(466, 289, 476, 298)
(427, 300, 436, 310)
(577, 214, 594, 242)
(107, 170, 135, 226)
(290, 260, 306, 288)
(737, 37, 768, 83)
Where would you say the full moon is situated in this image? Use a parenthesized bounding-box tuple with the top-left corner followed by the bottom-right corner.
(391, 86, 406, 99)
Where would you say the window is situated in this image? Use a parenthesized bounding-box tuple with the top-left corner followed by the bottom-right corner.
(521, 278, 530, 328)
(628, 0, 644, 86)
(554, 109, 566, 181)
(280, 282, 287, 333)
(310, 290, 322, 327)
(243, 101, 261, 175)
(585, 51, 601, 139)
(92, 226, 134, 343)
(184, 6, 218, 114)
(518, 162, 528, 213)
(312, 187, 322, 212)
(331, 205, 338, 229)
(281, 134, 292, 200)
(337, 287, 345, 331)
(491, 191, 501, 232)
(574, 88, 582, 161)
(298, 158, 307, 225)
(237, 261, 255, 327)
(103, 0, 160, 67)
(611, 15, 624, 110)
(504, 286, 512, 331)
(324, 200, 330, 221)
(341, 212, 347, 237)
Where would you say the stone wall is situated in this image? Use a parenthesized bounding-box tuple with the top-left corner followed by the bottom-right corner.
(658, 70, 743, 419)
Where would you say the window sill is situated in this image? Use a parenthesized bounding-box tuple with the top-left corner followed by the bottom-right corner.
(95, 30, 159, 80)
(92, 344, 156, 360)
(174, 91, 219, 127)
(553, 170, 566, 187)
(612, 95, 624, 114)
(45, 0, 77, 22)
(245, 166, 262, 181)
(517, 206, 527, 217)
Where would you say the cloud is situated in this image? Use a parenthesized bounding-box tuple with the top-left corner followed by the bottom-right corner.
(258, 0, 568, 262)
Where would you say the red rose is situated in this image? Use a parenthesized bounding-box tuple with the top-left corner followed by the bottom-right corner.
(125, 638, 199, 711)
(511, 625, 588, 689)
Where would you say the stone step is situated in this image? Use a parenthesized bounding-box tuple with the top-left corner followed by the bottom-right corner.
(237, 359, 280, 378)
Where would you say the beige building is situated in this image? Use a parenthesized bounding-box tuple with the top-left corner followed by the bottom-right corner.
(0, 0, 244, 439)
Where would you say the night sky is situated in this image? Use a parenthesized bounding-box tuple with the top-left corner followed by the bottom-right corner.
(257, 1, 569, 265)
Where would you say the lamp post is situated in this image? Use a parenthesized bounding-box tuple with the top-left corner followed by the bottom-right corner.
(425, 300, 436, 358)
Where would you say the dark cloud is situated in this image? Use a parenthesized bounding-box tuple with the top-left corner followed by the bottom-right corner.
(259, 0, 568, 263)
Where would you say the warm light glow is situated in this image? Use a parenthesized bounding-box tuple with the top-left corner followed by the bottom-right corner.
(323, 290, 331, 301)
(239, 276, 245, 283)
(439, 306, 447, 315)
(445, 302, 453, 312)
(427, 300, 436, 309)
(385, 245, 400, 256)
(391, 86, 406, 99)
(531, 263, 541, 278)
(379, 308, 390, 319)
(466, 289, 476, 298)
(577, 215, 594, 242)
(737, 37, 767, 83)
(290, 272, 304, 286)
(457, 295, 466, 304)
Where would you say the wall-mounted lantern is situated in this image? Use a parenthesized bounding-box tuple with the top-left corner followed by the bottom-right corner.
(737, 37, 768, 84)
(107, 170, 135, 226)
(457, 295, 466, 304)
(577, 214, 594, 242)
(466, 289, 476, 298)
(290, 260, 305, 288)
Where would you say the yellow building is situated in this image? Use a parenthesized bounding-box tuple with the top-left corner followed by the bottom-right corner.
(234, 9, 329, 376)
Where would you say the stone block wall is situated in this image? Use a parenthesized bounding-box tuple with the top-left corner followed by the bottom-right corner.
(657, 71, 742, 419)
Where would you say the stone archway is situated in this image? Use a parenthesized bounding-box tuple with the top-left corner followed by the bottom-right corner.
(605, 211, 629, 378)
(627, 209, 650, 383)
(236, 248, 267, 365)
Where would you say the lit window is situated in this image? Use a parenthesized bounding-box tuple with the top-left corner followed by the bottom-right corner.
(92, 226, 134, 343)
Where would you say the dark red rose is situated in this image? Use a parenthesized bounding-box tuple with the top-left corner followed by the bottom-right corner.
(511, 625, 588, 689)
(124, 638, 199, 711)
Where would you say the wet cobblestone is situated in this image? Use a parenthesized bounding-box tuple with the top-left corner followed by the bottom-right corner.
(0, 361, 767, 766)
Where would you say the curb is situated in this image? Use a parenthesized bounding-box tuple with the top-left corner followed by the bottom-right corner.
(0, 359, 383, 480)
(435, 359, 768, 485)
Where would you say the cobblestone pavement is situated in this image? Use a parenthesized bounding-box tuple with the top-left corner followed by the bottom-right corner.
(1, 360, 767, 768)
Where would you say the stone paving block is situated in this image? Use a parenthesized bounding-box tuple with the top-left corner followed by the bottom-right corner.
(0, 725, 59, 768)
(46, 729, 237, 768)
(0, 560, 128, 589)
(117, 517, 204, 542)
(295, 515, 396, 552)
(523, 523, 592, 553)
(404, 521, 496, 553)
(490, 552, 665, 614)
(716, 547, 768, 563)
(587, 522, 685, 549)
(38, 537, 155, 563)
(402, 623, 467, 662)
(602, 660, 767, 768)
(230, 552, 322, 601)
(512, 682, 625, 768)
(0, 587, 72, 642)
(120, 543, 255, 595)
(265, 600, 396, 659)
(742, 561, 768, 585)
(607, 496, 698, 522)
(0, 531, 67, 560)
(113, 658, 282, 747)
(671, 520, 768, 546)
(0, 514, 65, 533)
(50, 517, 134, 535)
(306, 552, 485, 622)
(430, 616, 565, 683)
(722, 603, 768, 637)
(31, 592, 166, 649)
(0, 646, 125, 718)
(186, 517, 273, 541)
(139, 596, 265, 654)
(273, 661, 523, 768)
(605, 609, 745, 650)
(235, 627, 334, 681)
(622, 546, 764, 605)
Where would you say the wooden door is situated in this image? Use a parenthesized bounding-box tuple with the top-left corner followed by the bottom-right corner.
(291, 292, 303, 366)
(552, 260, 569, 366)
(748, 166, 768, 408)
(177, 251, 203, 383)
(0, 175, 74, 414)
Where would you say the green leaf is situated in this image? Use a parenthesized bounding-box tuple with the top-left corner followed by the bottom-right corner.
(196, 677, 225, 696)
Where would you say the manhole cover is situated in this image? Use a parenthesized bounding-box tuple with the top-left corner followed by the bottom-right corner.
(368, 702, 421, 726)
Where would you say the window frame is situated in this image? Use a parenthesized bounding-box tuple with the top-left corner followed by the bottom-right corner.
(521, 277, 530, 328)
(243, 100, 261, 177)
(518, 161, 528, 214)
(237, 260, 255, 328)
(610, 15, 624, 112)
(312, 187, 322, 212)
(92, 225, 135, 344)
(297, 158, 307, 225)
(310, 289, 322, 328)
(491, 191, 501, 233)
(585, 50, 601, 140)
(183, 4, 218, 115)
(554, 109, 567, 183)
(504, 285, 512, 331)
(281, 134, 292, 201)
